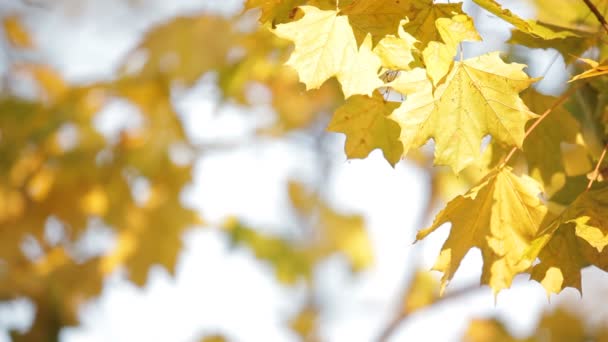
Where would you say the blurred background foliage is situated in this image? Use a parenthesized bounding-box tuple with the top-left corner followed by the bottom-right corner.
(0, 0, 608, 341)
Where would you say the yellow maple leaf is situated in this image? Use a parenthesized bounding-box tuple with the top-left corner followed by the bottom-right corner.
(472, 0, 581, 39)
(422, 14, 481, 85)
(327, 91, 402, 165)
(389, 52, 537, 173)
(570, 58, 608, 82)
(416, 167, 548, 295)
(339, 0, 420, 46)
(372, 20, 418, 70)
(402, 0, 464, 49)
(521, 89, 583, 195)
(244, 0, 304, 26)
(273, 6, 385, 98)
(526, 187, 608, 295)
(531, 0, 608, 33)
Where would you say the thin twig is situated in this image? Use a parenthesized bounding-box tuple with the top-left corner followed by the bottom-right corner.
(587, 143, 608, 190)
(501, 85, 580, 167)
(376, 284, 480, 342)
(582, 0, 608, 34)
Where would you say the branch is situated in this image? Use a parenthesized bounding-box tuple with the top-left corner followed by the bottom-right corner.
(376, 284, 480, 342)
(582, 0, 608, 34)
(501, 85, 580, 167)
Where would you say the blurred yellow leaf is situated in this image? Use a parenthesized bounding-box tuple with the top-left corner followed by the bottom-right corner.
(3, 15, 33, 48)
(402, 270, 439, 314)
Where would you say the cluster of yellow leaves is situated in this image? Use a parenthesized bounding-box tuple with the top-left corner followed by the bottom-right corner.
(247, 0, 608, 298)
(0, 31, 204, 341)
(0, 6, 364, 339)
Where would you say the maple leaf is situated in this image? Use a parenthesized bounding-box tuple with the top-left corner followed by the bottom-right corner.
(472, 0, 580, 39)
(244, 0, 304, 26)
(521, 89, 583, 194)
(508, 26, 595, 65)
(422, 14, 481, 85)
(402, 0, 464, 49)
(339, 0, 420, 46)
(372, 20, 418, 70)
(570, 58, 608, 82)
(274, 6, 383, 98)
(389, 53, 537, 173)
(327, 91, 402, 166)
(416, 167, 548, 295)
(531, 0, 608, 33)
(525, 186, 608, 294)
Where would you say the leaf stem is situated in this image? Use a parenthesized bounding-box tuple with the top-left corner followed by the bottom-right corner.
(500, 86, 580, 167)
(582, 0, 608, 34)
(586, 142, 608, 190)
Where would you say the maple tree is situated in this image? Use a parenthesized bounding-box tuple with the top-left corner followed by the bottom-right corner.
(2, 0, 608, 341)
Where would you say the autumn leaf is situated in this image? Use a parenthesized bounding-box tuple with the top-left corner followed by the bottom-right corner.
(245, 0, 305, 26)
(472, 0, 580, 39)
(508, 26, 595, 65)
(422, 14, 481, 85)
(521, 89, 583, 194)
(339, 0, 421, 46)
(402, 0, 464, 49)
(522, 186, 608, 294)
(327, 91, 402, 166)
(416, 167, 548, 295)
(570, 58, 608, 82)
(389, 53, 537, 173)
(3, 15, 33, 48)
(372, 20, 418, 70)
(531, 0, 608, 33)
(274, 5, 383, 98)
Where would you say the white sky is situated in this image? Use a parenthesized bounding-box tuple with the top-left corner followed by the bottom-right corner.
(1, 0, 607, 341)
